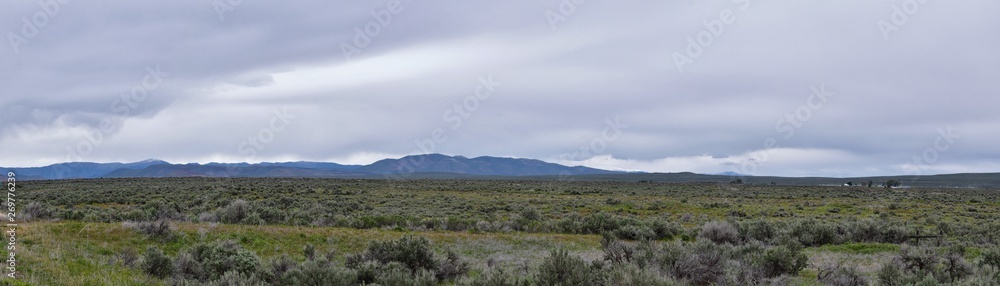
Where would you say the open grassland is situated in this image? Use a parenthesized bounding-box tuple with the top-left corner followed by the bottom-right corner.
(6, 178, 1000, 285)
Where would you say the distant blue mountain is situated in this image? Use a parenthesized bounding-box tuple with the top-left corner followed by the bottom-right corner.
(714, 171, 751, 177)
(1, 154, 616, 179)
(2, 159, 169, 180)
(359, 154, 616, 176)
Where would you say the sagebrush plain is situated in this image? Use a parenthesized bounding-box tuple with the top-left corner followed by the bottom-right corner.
(8, 178, 1000, 285)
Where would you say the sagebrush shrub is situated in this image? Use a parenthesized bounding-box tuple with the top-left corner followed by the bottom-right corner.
(458, 268, 529, 286)
(615, 224, 657, 241)
(21, 202, 50, 221)
(359, 235, 439, 273)
(174, 252, 204, 281)
(187, 240, 263, 281)
(141, 246, 174, 279)
(817, 262, 867, 286)
(266, 255, 298, 284)
(535, 249, 599, 286)
(115, 247, 139, 267)
(287, 257, 357, 286)
(756, 245, 807, 278)
(739, 219, 776, 243)
(979, 247, 1000, 269)
(699, 221, 740, 245)
(377, 262, 437, 286)
(218, 199, 253, 224)
(790, 219, 840, 246)
(205, 270, 266, 286)
(671, 241, 727, 285)
(133, 219, 174, 241)
(436, 249, 470, 281)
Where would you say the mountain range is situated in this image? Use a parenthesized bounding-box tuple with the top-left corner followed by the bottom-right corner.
(4, 154, 999, 187)
(1, 154, 616, 180)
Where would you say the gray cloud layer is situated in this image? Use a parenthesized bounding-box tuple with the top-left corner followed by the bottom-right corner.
(2, 0, 998, 177)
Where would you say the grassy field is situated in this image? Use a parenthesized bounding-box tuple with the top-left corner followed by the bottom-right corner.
(6, 178, 1000, 285)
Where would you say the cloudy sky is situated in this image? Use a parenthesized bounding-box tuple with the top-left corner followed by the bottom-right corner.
(1, 0, 998, 177)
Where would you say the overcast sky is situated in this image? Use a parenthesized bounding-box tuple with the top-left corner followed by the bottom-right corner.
(1, 1, 998, 177)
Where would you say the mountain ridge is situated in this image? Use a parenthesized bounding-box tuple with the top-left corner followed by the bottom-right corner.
(5, 155, 1000, 187)
(1, 154, 615, 180)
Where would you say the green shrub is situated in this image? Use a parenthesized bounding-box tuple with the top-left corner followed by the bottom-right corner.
(358, 235, 439, 273)
(791, 219, 840, 246)
(288, 257, 357, 286)
(899, 245, 939, 273)
(941, 252, 973, 283)
(349, 260, 381, 284)
(698, 221, 739, 245)
(817, 262, 867, 286)
(458, 268, 530, 286)
(671, 241, 727, 284)
(128, 219, 175, 241)
(21, 202, 51, 221)
(615, 224, 656, 241)
(187, 240, 263, 281)
(535, 249, 599, 286)
(739, 219, 776, 243)
(877, 260, 905, 286)
(218, 199, 253, 224)
(602, 234, 635, 265)
(757, 245, 808, 278)
(141, 246, 174, 279)
(980, 247, 1000, 269)
(436, 249, 470, 281)
(647, 219, 682, 240)
(377, 262, 437, 286)
(174, 252, 205, 281)
(266, 255, 298, 284)
(581, 213, 621, 234)
(206, 270, 266, 286)
(604, 263, 680, 286)
(115, 247, 139, 267)
(303, 244, 316, 261)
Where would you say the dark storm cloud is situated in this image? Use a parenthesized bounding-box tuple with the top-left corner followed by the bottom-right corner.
(1, 0, 998, 177)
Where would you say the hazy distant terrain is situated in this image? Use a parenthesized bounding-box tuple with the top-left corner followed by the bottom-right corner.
(6, 154, 999, 188)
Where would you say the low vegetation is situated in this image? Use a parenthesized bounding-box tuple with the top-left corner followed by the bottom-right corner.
(9, 177, 1000, 285)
